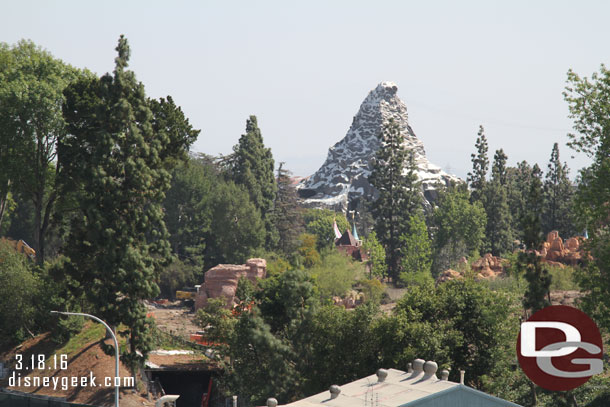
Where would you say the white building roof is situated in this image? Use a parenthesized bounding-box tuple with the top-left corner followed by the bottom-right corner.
(278, 361, 522, 407)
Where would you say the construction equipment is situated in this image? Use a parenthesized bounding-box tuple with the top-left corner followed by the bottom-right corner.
(0, 237, 36, 260)
(175, 285, 200, 305)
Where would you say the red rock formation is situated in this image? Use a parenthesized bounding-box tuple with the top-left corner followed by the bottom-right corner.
(471, 253, 506, 279)
(436, 253, 506, 283)
(541, 231, 584, 266)
(436, 269, 462, 283)
(194, 258, 266, 310)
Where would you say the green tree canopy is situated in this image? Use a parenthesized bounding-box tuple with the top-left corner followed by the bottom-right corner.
(0, 241, 39, 346)
(432, 184, 486, 259)
(362, 231, 386, 278)
(272, 162, 304, 255)
(369, 118, 421, 282)
(58, 35, 197, 372)
(231, 115, 278, 249)
(303, 208, 349, 249)
(399, 214, 432, 285)
(483, 149, 513, 256)
(565, 65, 610, 339)
(467, 125, 489, 203)
(542, 142, 575, 237)
(0, 40, 87, 263)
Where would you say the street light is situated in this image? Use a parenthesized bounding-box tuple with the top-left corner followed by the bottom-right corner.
(51, 311, 120, 407)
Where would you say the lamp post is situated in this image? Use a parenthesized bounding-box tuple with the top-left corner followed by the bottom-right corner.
(51, 311, 120, 407)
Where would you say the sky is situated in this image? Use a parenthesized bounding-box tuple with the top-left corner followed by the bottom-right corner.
(2, 1, 609, 180)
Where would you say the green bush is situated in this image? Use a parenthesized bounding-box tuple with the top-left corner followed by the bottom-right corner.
(548, 265, 579, 291)
(0, 241, 39, 346)
(359, 279, 384, 304)
(308, 250, 364, 298)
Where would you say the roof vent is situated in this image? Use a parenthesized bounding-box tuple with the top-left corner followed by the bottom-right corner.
(407, 358, 425, 380)
(376, 368, 388, 382)
(267, 398, 278, 407)
(329, 385, 341, 399)
(407, 362, 413, 374)
(422, 361, 438, 381)
(441, 369, 450, 381)
(460, 370, 465, 385)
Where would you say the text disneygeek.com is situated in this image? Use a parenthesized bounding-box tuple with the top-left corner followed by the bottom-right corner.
(8, 372, 135, 391)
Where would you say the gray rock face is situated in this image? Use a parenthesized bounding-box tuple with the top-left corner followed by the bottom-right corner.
(298, 81, 461, 211)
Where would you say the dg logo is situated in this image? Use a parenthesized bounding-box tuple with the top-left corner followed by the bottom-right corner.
(517, 305, 603, 391)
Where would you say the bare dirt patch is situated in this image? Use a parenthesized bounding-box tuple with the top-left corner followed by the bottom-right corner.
(146, 301, 200, 339)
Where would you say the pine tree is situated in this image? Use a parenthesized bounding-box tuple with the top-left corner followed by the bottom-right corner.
(518, 164, 551, 313)
(542, 143, 575, 237)
(467, 125, 489, 203)
(505, 160, 533, 242)
(272, 162, 304, 255)
(522, 164, 544, 248)
(369, 118, 421, 282)
(491, 149, 508, 186)
(483, 149, 513, 256)
(231, 115, 278, 249)
(59, 36, 197, 373)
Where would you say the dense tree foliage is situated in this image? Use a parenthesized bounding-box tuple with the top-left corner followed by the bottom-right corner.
(58, 36, 197, 371)
(198, 271, 516, 405)
(399, 214, 432, 285)
(432, 184, 486, 263)
(369, 118, 421, 282)
(0, 41, 87, 263)
(272, 163, 304, 255)
(0, 241, 39, 345)
(517, 164, 551, 314)
(230, 115, 278, 249)
(164, 156, 265, 271)
(303, 209, 349, 249)
(467, 125, 489, 203)
(565, 65, 610, 342)
(483, 149, 514, 255)
(362, 231, 386, 278)
(542, 142, 575, 237)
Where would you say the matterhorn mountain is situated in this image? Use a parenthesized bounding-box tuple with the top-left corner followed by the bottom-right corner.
(297, 81, 461, 211)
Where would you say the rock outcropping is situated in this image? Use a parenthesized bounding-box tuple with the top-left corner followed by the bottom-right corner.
(298, 81, 460, 211)
(194, 258, 266, 310)
(436, 254, 506, 283)
(539, 231, 585, 266)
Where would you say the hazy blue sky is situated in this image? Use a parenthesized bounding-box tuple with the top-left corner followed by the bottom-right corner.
(3, 1, 608, 179)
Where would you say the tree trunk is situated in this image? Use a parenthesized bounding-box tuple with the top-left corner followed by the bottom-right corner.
(0, 179, 11, 232)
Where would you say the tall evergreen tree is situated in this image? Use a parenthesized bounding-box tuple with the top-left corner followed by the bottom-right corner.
(369, 118, 421, 282)
(231, 115, 278, 249)
(542, 142, 575, 237)
(483, 149, 513, 256)
(518, 164, 551, 314)
(467, 125, 489, 203)
(272, 162, 304, 255)
(505, 160, 533, 242)
(59, 36, 197, 372)
(522, 164, 544, 248)
(491, 148, 508, 186)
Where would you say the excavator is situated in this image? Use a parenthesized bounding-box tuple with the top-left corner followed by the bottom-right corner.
(0, 237, 36, 260)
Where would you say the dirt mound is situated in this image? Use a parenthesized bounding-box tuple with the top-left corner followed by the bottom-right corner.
(0, 324, 155, 407)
